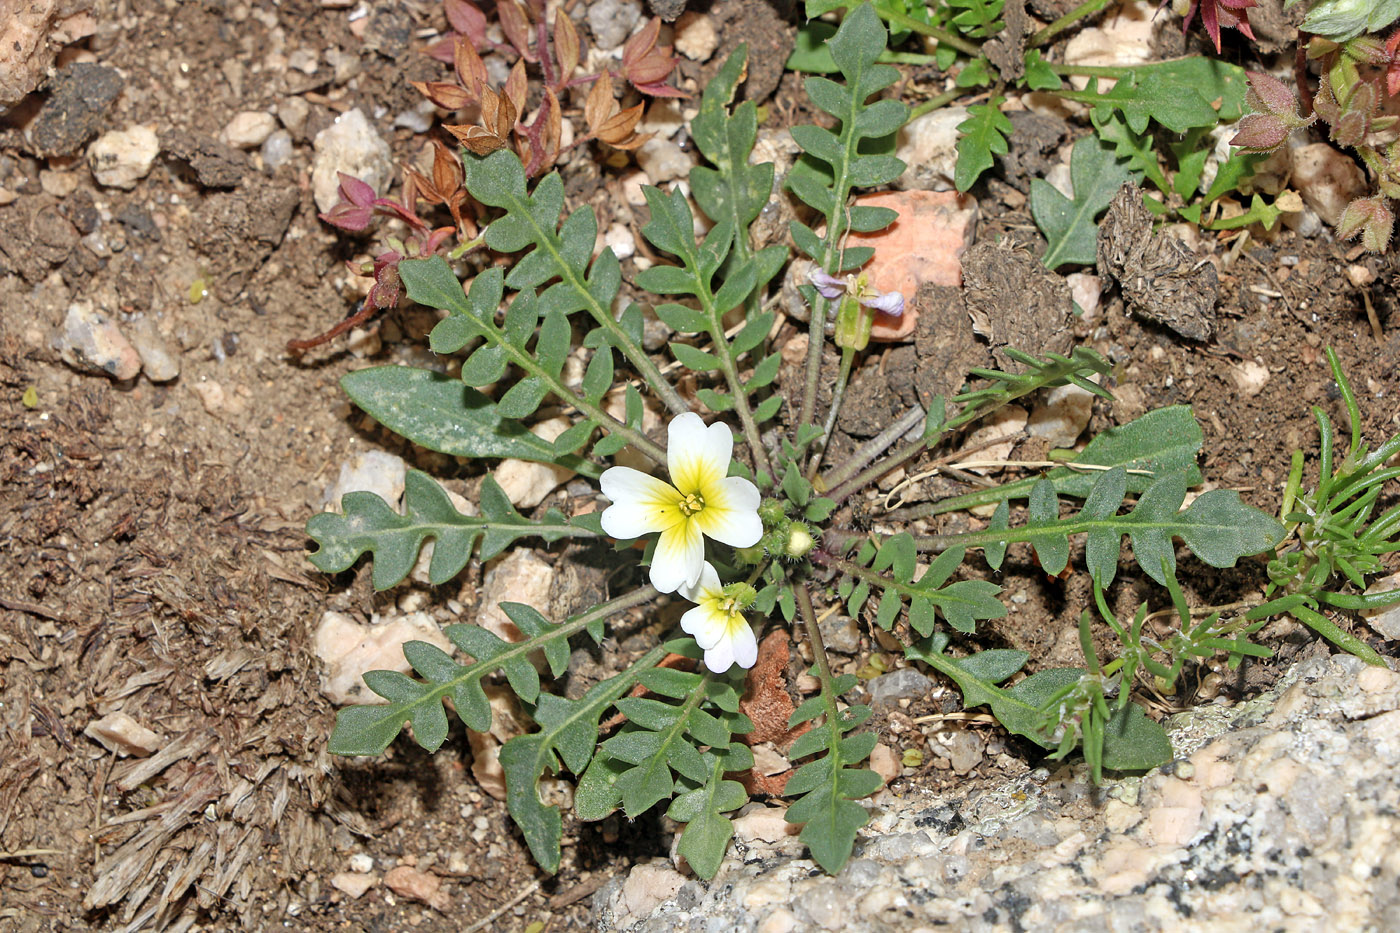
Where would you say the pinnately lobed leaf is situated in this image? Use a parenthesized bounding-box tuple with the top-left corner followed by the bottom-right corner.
(1031, 135, 1140, 270)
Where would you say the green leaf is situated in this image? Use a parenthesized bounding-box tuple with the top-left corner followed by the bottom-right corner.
(1093, 111, 1167, 195)
(1023, 49, 1062, 91)
(785, 3, 908, 261)
(1031, 134, 1139, 270)
(500, 652, 663, 873)
(1301, 0, 1400, 42)
(957, 470, 1286, 587)
(308, 471, 589, 590)
(338, 367, 599, 476)
(954, 97, 1012, 192)
(328, 597, 623, 759)
(668, 756, 747, 879)
(788, 22, 840, 73)
(931, 406, 1205, 515)
(947, 0, 1005, 37)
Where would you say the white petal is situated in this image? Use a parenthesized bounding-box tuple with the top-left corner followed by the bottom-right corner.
(679, 603, 724, 650)
(668, 413, 732, 496)
(695, 476, 763, 548)
(731, 622, 758, 669)
(649, 519, 704, 593)
(599, 466, 680, 540)
(678, 561, 723, 605)
(703, 637, 736, 674)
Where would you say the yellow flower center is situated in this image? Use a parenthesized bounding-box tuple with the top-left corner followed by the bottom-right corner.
(679, 491, 705, 516)
(717, 595, 742, 616)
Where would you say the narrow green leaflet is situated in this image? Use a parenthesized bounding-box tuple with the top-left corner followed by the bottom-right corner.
(308, 471, 589, 590)
(955, 97, 1012, 192)
(908, 634, 1172, 772)
(785, 671, 881, 873)
(499, 644, 666, 873)
(1031, 135, 1139, 270)
(1058, 61, 1241, 134)
(326, 591, 643, 758)
(845, 535, 1006, 635)
(668, 750, 751, 879)
(338, 365, 598, 476)
(950, 468, 1286, 586)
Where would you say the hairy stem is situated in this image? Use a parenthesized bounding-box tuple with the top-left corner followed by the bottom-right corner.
(1028, 0, 1113, 48)
(822, 405, 929, 501)
(878, 6, 981, 57)
(794, 581, 836, 699)
(494, 327, 668, 465)
(807, 347, 855, 481)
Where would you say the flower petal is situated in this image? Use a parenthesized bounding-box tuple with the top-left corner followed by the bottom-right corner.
(667, 412, 731, 496)
(703, 636, 736, 674)
(600, 466, 682, 540)
(680, 603, 725, 650)
(808, 268, 848, 299)
(730, 622, 758, 669)
(693, 476, 763, 548)
(863, 289, 905, 316)
(678, 561, 723, 605)
(650, 518, 704, 593)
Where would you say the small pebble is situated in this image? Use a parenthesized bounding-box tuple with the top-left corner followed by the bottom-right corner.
(311, 109, 392, 213)
(673, 12, 718, 62)
(261, 129, 294, 170)
(635, 137, 693, 184)
(587, 0, 643, 51)
(55, 301, 141, 380)
(604, 223, 636, 261)
(221, 111, 277, 149)
(127, 317, 181, 383)
(349, 853, 374, 874)
(88, 125, 159, 190)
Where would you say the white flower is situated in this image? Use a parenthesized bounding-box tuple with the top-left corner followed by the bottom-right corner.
(600, 412, 762, 593)
(679, 562, 758, 673)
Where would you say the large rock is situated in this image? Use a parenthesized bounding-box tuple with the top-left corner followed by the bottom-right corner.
(1, 2, 98, 110)
(597, 655, 1400, 931)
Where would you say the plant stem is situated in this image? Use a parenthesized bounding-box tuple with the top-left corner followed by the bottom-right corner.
(879, 7, 981, 57)
(1028, 0, 1113, 49)
(492, 326, 668, 465)
(819, 404, 926, 495)
(497, 186, 690, 418)
(793, 581, 836, 696)
(907, 86, 966, 121)
(824, 406, 932, 502)
(807, 347, 855, 481)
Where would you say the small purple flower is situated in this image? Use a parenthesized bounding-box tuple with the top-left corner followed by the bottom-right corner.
(809, 268, 905, 316)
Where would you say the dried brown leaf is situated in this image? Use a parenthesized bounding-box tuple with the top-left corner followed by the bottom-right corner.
(498, 0, 533, 60)
(622, 16, 661, 66)
(504, 60, 528, 120)
(410, 80, 474, 111)
(554, 11, 580, 83)
(453, 37, 487, 99)
(595, 102, 644, 145)
(584, 71, 615, 131)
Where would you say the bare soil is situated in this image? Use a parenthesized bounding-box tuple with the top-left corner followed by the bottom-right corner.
(1, 1, 1397, 931)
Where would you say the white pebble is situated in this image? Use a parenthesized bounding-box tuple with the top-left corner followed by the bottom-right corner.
(605, 222, 636, 261)
(673, 12, 719, 62)
(221, 111, 277, 149)
(88, 125, 159, 190)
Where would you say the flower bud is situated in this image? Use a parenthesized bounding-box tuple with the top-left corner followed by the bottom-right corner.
(785, 523, 815, 559)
